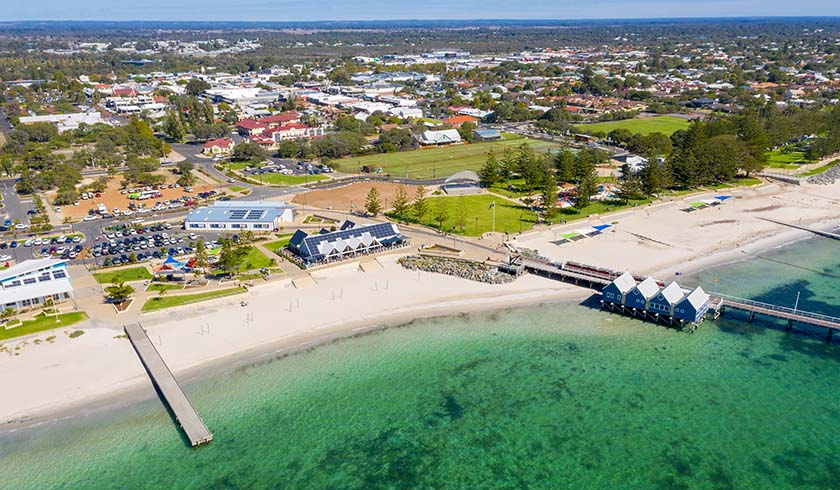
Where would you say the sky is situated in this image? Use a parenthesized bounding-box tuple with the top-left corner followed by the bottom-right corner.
(3, 0, 840, 22)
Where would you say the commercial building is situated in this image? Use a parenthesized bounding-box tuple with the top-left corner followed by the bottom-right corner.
(0, 259, 74, 311)
(184, 201, 295, 232)
(18, 112, 110, 133)
(288, 221, 406, 266)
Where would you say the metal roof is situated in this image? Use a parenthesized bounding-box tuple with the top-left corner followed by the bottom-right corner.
(0, 277, 73, 304)
(679, 287, 709, 309)
(185, 201, 294, 223)
(611, 271, 637, 294)
(0, 259, 67, 283)
(634, 277, 661, 299)
(289, 222, 403, 260)
(658, 281, 686, 305)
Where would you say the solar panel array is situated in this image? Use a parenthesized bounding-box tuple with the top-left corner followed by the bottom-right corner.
(246, 210, 265, 220)
(228, 209, 248, 220)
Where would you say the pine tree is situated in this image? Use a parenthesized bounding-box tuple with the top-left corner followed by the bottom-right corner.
(433, 197, 449, 231)
(541, 173, 559, 222)
(455, 197, 468, 232)
(478, 151, 499, 187)
(364, 187, 383, 216)
(391, 185, 409, 221)
(576, 173, 598, 211)
(412, 185, 429, 224)
(164, 111, 186, 143)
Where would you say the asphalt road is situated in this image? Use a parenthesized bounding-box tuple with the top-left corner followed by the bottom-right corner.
(0, 177, 35, 225)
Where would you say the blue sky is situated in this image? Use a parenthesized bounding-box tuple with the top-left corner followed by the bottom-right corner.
(4, 0, 840, 21)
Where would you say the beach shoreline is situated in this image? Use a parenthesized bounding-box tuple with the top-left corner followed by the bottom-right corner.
(2, 180, 839, 431)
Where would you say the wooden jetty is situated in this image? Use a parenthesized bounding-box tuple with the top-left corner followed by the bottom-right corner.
(124, 323, 213, 447)
(511, 255, 840, 340)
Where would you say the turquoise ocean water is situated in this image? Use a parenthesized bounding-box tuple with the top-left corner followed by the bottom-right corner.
(0, 237, 838, 489)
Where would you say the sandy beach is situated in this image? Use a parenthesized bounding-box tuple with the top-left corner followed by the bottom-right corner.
(1, 179, 839, 428)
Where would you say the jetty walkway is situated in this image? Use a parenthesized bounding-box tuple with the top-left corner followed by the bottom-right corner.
(512, 256, 840, 340)
(124, 323, 213, 447)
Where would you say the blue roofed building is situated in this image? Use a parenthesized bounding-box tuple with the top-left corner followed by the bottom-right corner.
(184, 201, 295, 232)
(674, 287, 711, 323)
(288, 221, 407, 266)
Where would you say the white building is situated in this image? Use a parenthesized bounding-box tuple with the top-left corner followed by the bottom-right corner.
(0, 259, 74, 311)
(417, 129, 462, 146)
(184, 201, 295, 232)
(18, 112, 110, 133)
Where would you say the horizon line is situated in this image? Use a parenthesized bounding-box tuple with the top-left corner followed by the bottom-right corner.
(3, 15, 840, 24)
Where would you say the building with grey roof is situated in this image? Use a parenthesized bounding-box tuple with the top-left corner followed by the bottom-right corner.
(184, 201, 295, 232)
(288, 221, 406, 266)
(0, 259, 74, 311)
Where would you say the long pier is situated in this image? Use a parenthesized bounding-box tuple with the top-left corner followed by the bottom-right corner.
(512, 255, 840, 340)
(124, 323, 213, 447)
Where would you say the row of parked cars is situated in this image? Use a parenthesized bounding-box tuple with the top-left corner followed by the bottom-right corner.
(0, 235, 81, 250)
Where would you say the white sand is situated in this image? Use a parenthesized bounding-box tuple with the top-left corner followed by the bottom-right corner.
(2, 180, 838, 426)
(514, 182, 840, 279)
(0, 257, 581, 425)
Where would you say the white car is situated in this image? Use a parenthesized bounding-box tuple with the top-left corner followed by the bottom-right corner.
(0, 254, 12, 261)
(83, 215, 98, 221)
(14, 223, 29, 230)
(24, 239, 33, 247)
(55, 207, 62, 213)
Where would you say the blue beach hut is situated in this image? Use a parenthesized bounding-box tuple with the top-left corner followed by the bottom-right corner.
(602, 271, 636, 305)
(648, 281, 685, 316)
(626, 277, 661, 310)
(674, 287, 711, 323)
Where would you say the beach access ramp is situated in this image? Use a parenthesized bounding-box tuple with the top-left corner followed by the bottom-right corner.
(124, 323, 213, 447)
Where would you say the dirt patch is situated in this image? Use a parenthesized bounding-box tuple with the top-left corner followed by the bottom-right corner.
(291, 182, 421, 212)
(47, 172, 220, 219)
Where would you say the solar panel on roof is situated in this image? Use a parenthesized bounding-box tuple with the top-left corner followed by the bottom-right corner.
(245, 210, 265, 220)
(229, 210, 247, 220)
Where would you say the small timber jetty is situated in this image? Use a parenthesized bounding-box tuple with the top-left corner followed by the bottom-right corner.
(511, 256, 840, 341)
(124, 323, 213, 447)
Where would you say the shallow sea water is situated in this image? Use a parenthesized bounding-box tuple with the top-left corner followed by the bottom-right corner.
(1, 237, 838, 489)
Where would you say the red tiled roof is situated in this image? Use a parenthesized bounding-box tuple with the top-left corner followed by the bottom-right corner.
(237, 119, 267, 130)
(260, 111, 300, 124)
(204, 138, 233, 149)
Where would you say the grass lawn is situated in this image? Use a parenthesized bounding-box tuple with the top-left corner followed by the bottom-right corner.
(93, 266, 153, 284)
(765, 149, 814, 169)
(256, 173, 329, 186)
(488, 178, 535, 198)
(146, 283, 185, 292)
(801, 159, 839, 177)
(211, 246, 273, 275)
(389, 194, 538, 237)
(706, 177, 763, 189)
(141, 287, 247, 312)
(263, 235, 293, 253)
(334, 138, 561, 179)
(575, 116, 690, 136)
(229, 185, 248, 193)
(0, 312, 89, 342)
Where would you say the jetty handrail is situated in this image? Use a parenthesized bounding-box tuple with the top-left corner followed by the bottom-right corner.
(714, 293, 840, 323)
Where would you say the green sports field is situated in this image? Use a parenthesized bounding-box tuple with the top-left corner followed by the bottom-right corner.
(575, 116, 691, 136)
(334, 138, 561, 179)
(388, 194, 538, 236)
